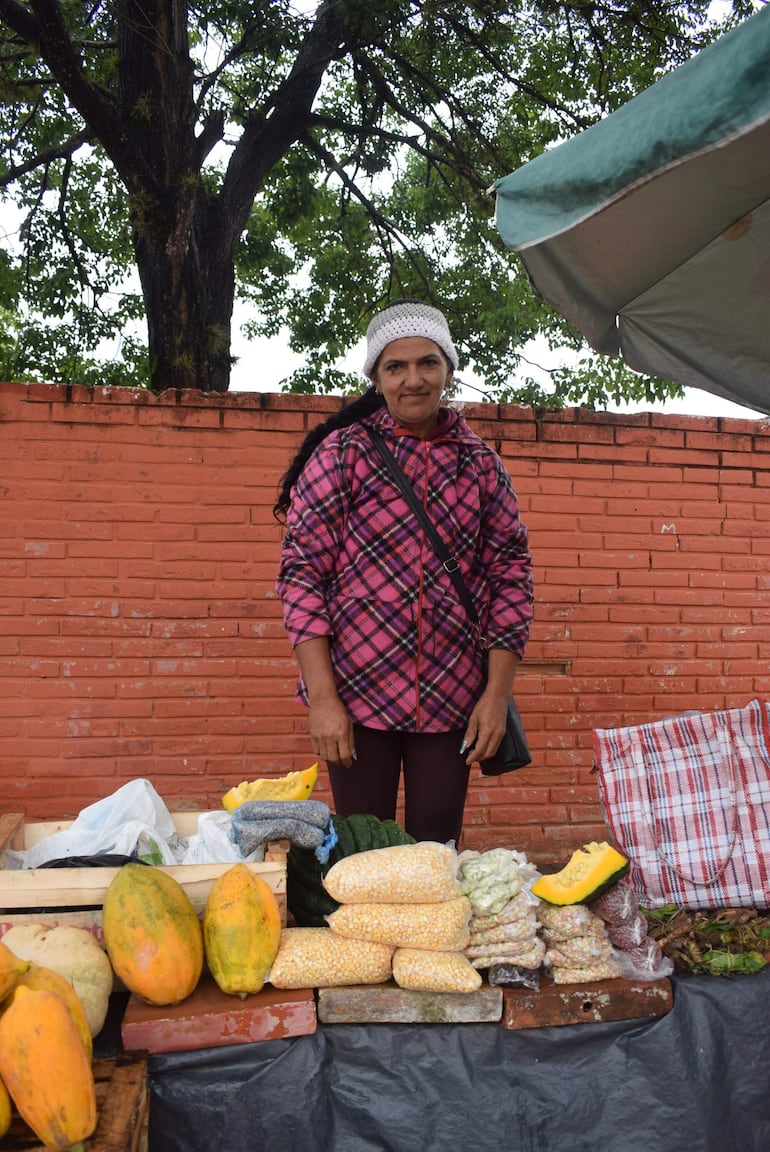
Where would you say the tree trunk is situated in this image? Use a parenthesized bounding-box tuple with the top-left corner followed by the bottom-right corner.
(133, 194, 235, 394)
(9, 0, 354, 392)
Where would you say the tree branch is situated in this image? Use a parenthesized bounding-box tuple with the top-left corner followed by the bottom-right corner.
(301, 130, 434, 292)
(22, 0, 147, 188)
(0, 127, 93, 187)
(0, 0, 37, 41)
(217, 0, 350, 248)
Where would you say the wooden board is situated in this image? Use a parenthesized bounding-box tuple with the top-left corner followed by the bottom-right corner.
(0, 1052, 149, 1152)
(0, 815, 287, 940)
(317, 980, 503, 1024)
(121, 975, 317, 1054)
(501, 975, 673, 1029)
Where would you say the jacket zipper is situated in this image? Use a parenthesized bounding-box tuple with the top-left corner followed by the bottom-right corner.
(413, 441, 433, 730)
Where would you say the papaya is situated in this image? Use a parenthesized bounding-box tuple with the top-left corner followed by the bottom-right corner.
(102, 863, 204, 1006)
(222, 762, 318, 812)
(531, 841, 629, 906)
(0, 1076, 11, 1140)
(12, 962, 94, 1061)
(203, 863, 282, 997)
(0, 939, 29, 1002)
(0, 985, 97, 1151)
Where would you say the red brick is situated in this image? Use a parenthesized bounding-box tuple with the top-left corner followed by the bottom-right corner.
(2, 396, 769, 848)
(121, 977, 316, 1054)
(501, 976, 673, 1030)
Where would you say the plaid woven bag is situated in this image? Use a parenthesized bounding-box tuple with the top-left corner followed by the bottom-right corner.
(593, 699, 770, 910)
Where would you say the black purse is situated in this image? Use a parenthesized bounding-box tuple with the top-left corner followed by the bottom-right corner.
(366, 428, 531, 775)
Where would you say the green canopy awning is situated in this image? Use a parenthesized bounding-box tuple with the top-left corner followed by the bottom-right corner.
(494, 6, 770, 413)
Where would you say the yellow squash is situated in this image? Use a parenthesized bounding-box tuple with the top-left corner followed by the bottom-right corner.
(222, 762, 318, 813)
(102, 864, 204, 1006)
(531, 841, 629, 906)
(0, 985, 97, 1151)
(204, 863, 282, 997)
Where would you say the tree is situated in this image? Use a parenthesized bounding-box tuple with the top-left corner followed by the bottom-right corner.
(0, 0, 751, 399)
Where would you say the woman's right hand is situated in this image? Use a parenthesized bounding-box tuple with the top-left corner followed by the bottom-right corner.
(308, 696, 356, 768)
(294, 638, 356, 768)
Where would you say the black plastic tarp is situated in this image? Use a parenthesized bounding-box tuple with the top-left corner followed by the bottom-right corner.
(146, 970, 770, 1152)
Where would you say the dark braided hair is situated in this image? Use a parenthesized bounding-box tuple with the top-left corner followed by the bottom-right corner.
(272, 386, 386, 522)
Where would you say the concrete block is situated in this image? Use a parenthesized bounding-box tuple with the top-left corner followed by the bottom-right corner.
(317, 980, 503, 1024)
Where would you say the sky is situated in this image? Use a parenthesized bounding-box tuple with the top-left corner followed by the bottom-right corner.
(227, 321, 766, 423)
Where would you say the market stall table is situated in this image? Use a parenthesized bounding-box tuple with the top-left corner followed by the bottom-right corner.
(138, 968, 770, 1152)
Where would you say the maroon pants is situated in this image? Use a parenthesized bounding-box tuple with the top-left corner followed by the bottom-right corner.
(327, 725, 471, 845)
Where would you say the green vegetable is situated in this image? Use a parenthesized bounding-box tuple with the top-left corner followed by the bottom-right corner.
(286, 814, 415, 927)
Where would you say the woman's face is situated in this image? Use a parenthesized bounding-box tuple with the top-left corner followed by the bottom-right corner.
(373, 336, 453, 437)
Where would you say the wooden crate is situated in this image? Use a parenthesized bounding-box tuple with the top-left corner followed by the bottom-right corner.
(0, 1052, 149, 1152)
(0, 813, 287, 942)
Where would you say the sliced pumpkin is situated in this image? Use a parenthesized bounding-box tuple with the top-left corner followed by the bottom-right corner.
(222, 763, 318, 813)
(531, 841, 629, 906)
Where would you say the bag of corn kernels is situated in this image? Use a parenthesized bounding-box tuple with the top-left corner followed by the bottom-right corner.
(392, 948, 482, 994)
(323, 842, 461, 904)
(268, 927, 393, 989)
(326, 896, 471, 951)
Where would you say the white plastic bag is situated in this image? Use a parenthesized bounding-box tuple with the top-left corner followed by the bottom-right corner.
(2, 779, 179, 869)
(176, 811, 265, 865)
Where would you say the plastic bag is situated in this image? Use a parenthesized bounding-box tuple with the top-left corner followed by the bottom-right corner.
(2, 779, 179, 869)
(550, 956, 622, 984)
(470, 891, 537, 932)
(589, 879, 639, 924)
(268, 928, 393, 989)
(537, 904, 606, 941)
(327, 897, 472, 951)
(176, 810, 265, 865)
(392, 948, 482, 993)
(469, 914, 538, 948)
(545, 936, 614, 967)
(487, 963, 541, 990)
(467, 937, 546, 970)
(323, 842, 461, 904)
(457, 848, 536, 917)
(614, 940, 675, 982)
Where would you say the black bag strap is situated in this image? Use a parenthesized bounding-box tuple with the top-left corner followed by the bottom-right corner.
(366, 427, 481, 633)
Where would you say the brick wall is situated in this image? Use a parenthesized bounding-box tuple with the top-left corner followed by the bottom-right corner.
(2, 382, 769, 864)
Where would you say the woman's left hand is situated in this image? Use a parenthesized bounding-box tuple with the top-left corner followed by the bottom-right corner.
(461, 648, 520, 766)
(461, 691, 509, 765)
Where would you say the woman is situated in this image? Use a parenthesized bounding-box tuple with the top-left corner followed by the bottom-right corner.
(274, 300, 533, 844)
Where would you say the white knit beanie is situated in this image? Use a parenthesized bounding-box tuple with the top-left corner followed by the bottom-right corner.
(363, 301, 459, 379)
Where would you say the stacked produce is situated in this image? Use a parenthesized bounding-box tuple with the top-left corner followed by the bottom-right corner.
(589, 878, 671, 979)
(273, 841, 481, 993)
(286, 812, 416, 928)
(0, 936, 99, 1149)
(538, 904, 621, 984)
(527, 841, 635, 984)
(457, 849, 544, 973)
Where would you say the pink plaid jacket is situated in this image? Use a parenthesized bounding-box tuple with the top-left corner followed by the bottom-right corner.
(277, 405, 533, 732)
